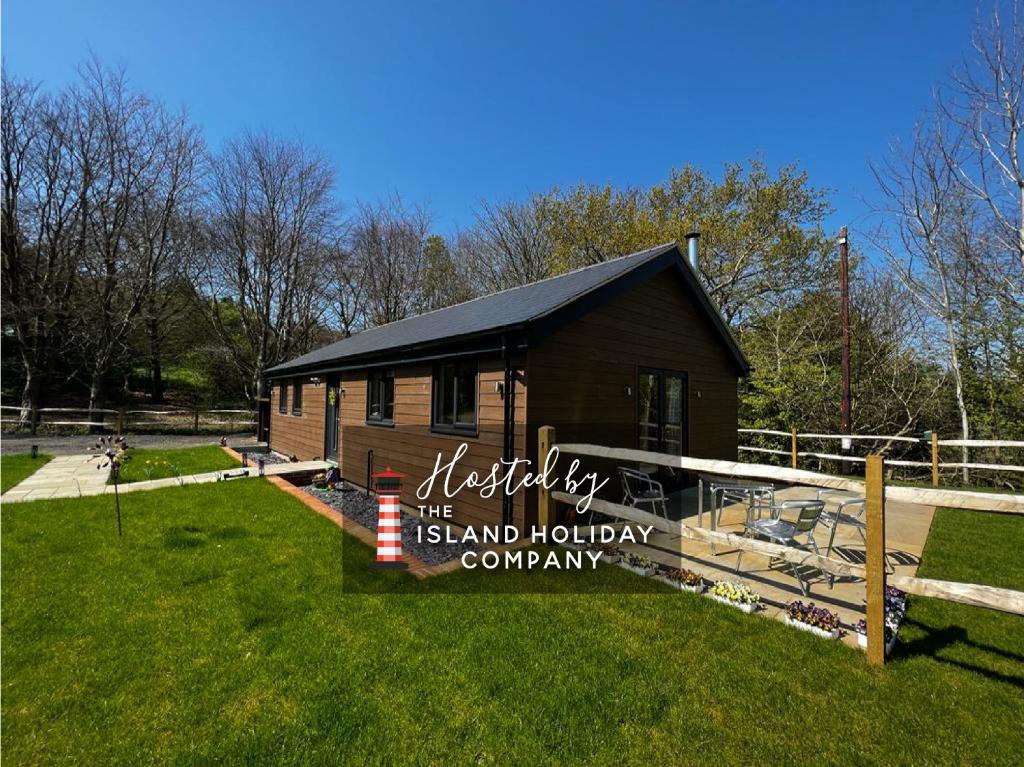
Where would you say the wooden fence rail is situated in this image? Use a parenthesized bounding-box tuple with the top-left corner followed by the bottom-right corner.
(0, 405, 255, 434)
(738, 428, 1024, 484)
(540, 426, 1024, 667)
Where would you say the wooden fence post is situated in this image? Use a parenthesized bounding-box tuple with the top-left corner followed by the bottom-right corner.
(865, 454, 887, 666)
(116, 407, 125, 435)
(931, 432, 939, 488)
(538, 426, 556, 529)
(791, 428, 798, 469)
(193, 407, 200, 435)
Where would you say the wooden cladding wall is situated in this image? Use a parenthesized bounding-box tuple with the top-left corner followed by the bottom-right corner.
(339, 357, 527, 531)
(526, 269, 739, 516)
(269, 378, 329, 461)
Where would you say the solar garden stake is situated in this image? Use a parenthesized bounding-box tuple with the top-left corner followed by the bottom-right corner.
(112, 461, 123, 537)
(370, 466, 407, 569)
(94, 436, 129, 538)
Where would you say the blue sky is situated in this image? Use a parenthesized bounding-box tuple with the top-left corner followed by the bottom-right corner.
(3, 0, 978, 237)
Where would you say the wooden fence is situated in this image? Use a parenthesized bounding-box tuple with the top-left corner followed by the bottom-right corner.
(738, 428, 1024, 486)
(0, 405, 255, 435)
(536, 426, 1024, 666)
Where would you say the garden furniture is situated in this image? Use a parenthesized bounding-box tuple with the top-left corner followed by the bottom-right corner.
(734, 499, 825, 595)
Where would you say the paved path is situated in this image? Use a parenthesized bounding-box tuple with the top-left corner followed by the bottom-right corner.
(2, 454, 111, 502)
(1, 456, 329, 503)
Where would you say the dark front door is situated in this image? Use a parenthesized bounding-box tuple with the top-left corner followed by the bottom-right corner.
(324, 374, 340, 463)
(637, 368, 688, 456)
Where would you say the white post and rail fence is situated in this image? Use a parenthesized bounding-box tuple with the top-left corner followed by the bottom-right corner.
(536, 425, 1024, 667)
(0, 405, 255, 435)
(738, 427, 1024, 488)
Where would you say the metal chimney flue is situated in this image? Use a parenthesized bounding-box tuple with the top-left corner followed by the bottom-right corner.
(685, 231, 700, 272)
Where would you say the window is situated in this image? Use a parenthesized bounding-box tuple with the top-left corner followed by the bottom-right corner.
(279, 381, 289, 414)
(291, 377, 303, 415)
(432, 361, 477, 433)
(367, 370, 394, 424)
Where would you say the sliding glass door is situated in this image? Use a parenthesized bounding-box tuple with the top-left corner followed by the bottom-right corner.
(637, 368, 688, 456)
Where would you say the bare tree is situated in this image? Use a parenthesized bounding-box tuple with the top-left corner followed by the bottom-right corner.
(943, 5, 1024, 287)
(203, 132, 338, 401)
(1, 72, 80, 430)
(459, 198, 552, 292)
(351, 196, 430, 326)
(66, 60, 204, 420)
(871, 123, 980, 480)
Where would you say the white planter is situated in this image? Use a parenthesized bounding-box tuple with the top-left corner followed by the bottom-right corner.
(708, 593, 759, 613)
(679, 582, 707, 594)
(599, 552, 621, 564)
(618, 562, 657, 577)
(559, 541, 587, 551)
(784, 616, 840, 640)
(857, 632, 897, 655)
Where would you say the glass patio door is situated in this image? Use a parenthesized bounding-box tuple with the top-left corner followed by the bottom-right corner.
(637, 369, 687, 456)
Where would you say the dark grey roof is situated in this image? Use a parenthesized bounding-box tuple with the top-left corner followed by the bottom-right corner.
(267, 242, 749, 376)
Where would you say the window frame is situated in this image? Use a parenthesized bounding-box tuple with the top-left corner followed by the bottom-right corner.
(431, 360, 479, 436)
(279, 381, 289, 414)
(291, 377, 303, 416)
(365, 369, 395, 426)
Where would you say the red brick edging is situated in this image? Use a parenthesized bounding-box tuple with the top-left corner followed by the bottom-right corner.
(266, 476, 436, 579)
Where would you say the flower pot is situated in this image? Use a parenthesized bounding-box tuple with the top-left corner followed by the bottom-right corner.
(655, 576, 706, 593)
(708, 593, 758, 613)
(784, 616, 840, 640)
(599, 552, 621, 564)
(617, 562, 657, 577)
(857, 631, 897, 656)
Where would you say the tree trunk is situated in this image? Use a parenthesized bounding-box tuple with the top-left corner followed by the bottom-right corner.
(19, 369, 41, 436)
(944, 320, 971, 484)
(88, 369, 107, 434)
(148, 315, 164, 404)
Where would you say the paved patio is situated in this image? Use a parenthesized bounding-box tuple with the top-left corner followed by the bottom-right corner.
(605, 483, 935, 647)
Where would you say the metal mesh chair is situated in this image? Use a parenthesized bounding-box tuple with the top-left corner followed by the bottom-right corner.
(735, 499, 825, 595)
(619, 466, 669, 520)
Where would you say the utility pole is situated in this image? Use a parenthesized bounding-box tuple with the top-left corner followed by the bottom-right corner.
(839, 226, 852, 474)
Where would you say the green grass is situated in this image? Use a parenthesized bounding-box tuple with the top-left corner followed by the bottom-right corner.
(113, 445, 240, 484)
(0, 452, 53, 493)
(2, 481, 1021, 765)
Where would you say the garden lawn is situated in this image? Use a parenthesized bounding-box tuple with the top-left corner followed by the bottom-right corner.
(0, 452, 53, 493)
(112, 445, 240, 483)
(2, 481, 1021, 766)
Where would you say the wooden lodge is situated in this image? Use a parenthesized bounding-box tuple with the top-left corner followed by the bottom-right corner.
(264, 241, 749, 532)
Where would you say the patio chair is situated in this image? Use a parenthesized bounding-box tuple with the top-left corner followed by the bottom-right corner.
(735, 499, 825, 595)
(815, 489, 893, 576)
(619, 466, 669, 520)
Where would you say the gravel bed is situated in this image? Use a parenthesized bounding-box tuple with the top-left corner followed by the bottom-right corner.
(304, 482, 477, 565)
(233, 445, 289, 465)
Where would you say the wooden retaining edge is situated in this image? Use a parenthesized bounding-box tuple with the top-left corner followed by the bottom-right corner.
(556, 443, 1024, 514)
(552, 490, 1024, 616)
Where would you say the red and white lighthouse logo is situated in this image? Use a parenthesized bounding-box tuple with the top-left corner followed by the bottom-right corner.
(371, 466, 407, 569)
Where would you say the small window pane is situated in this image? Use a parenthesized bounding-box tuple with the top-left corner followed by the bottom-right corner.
(368, 371, 394, 422)
(437, 364, 455, 425)
(381, 374, 394, 420)
(456, 365, 476, 425)
(292, 378, 303, 415)
(279, 383, 288, 414)
(638, 373, 658, 452)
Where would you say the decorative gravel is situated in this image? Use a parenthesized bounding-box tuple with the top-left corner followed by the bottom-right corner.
(304, 482, 477, 565)
(234, 446, 288, 465)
